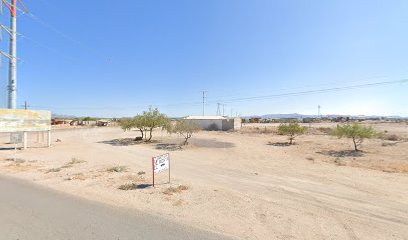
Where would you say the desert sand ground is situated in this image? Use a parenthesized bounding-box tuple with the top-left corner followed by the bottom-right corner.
(0, 122, 408, 240)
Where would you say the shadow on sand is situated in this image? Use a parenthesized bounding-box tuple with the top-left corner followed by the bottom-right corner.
(156, 144, 182, 151)
(317, 150, 364, 158)
(267, 142, 292, 147)
(98, 138, 144, 146)
(189, 138, 235, 149)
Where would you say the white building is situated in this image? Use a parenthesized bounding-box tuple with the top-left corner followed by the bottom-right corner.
(183, 116, 241, 131)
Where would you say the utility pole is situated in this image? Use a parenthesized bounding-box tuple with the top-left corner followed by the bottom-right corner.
(222, 104, 225, 116)
(8, 0, 17, 109)
(24, 100, 27, 110)
(201, 91, 207, 116)
(1, 0, 28, 109)
(318, 105, 321, 118)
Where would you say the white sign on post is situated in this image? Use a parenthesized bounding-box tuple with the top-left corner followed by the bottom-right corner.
(153, 153, 170, 173)
(152, 153, 170, 187)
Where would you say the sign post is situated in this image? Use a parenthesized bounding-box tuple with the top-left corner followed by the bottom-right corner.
(152, 157, 155, 187)
(152, 153, 170, 187)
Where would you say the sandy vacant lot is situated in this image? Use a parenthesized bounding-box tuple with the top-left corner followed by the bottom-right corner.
(1, 122, 408, 240)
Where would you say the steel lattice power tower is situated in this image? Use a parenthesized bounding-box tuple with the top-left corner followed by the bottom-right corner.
(1, 0, 28, 109)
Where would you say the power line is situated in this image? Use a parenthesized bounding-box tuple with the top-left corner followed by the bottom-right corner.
(25, 12, 111, 63)
(206, 79, 408, 105)
(29, 79, 407, 111)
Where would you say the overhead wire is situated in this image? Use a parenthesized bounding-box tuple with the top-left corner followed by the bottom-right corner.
(29, 79, 408, 111)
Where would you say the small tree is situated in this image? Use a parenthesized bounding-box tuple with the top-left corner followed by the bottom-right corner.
(172, 120, 200, 145)
(133, 115, 148, 140)
(277, 122, 306, 144)
(332, 123, 376, 151)
(142, 108, 171, 142)
(119, 117, 142, 140)
(119, 118, 134, 132)
(118, 108, 170, 142)
(82, 116, 96, 121)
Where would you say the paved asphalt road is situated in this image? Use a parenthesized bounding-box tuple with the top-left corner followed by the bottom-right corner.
(0, 175, 234, 240)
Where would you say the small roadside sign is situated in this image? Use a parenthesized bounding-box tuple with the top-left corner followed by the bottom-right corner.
(152, 153, 170, 187)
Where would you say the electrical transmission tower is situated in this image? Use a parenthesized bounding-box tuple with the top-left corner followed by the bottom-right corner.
(318, 105, 321, 118)
(216, 103, 221, 116)
(0, 0, 28, 109)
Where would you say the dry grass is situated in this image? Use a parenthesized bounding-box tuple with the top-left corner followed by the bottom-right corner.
(61, 158, 86, 168)
(68, 158, 86, 164)
(65, 173, 87, 181)
(305, 157, 315, 162)
(316, 127, 333, 135)
(45, 168, 62, 173)
(120, 174, 145, 182)
(353, 162, 408, 173)
(118, 183, 150, 190)
(163, 185, 189, 195)
(118, 183, 138, 190)
(383, 134, 400, 141)
(107, 165, 128, 173)
(3, 163, 40, 172)
(239, 127, 276, 134)
(5, 158, 25, 163)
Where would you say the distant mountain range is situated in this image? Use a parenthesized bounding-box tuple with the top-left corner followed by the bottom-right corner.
(51, 113, 79, 119)
(52, 112, 406, 120)
(246, 113, 406, 119)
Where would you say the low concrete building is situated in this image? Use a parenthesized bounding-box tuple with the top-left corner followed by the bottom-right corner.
(96, 119, 111, 126)
(183, 116, 241, 131)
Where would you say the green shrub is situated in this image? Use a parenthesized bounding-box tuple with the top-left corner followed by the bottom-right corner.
(277, 122, 306, 144)
(332, 123, 376, 151)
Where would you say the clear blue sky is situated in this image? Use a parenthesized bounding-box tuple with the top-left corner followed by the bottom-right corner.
(0, 0, 407, 117)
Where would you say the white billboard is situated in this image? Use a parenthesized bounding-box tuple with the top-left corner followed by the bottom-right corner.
(0, 109, 51, 133)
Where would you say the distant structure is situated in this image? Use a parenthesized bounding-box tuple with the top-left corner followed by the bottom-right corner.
(216, 103, 221, 116)
(318, 105, 321, 118)
(201, 91, 207, 116)
(183, 116, 241, 131)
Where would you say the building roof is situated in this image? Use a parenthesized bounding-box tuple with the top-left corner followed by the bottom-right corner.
(184, 116, 227, 120)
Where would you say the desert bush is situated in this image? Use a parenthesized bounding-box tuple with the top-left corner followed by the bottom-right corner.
(82, 116, 96, 121)
(317, 127, 333, 135)
(277, 122, 306, 144)
(332, 123, 376, 151)
(384, 134, 399, 141)
(68, 158, 85, 164)
(171, 120, 200, 145)
(46, 168, 61, 173)
(163, 185, 189, 195)
(118, 183, 138, 190)
(62, 158, 86, 168)
(107, 166, 128, 173)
